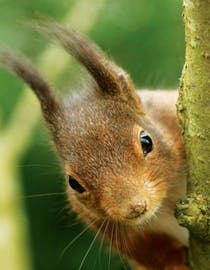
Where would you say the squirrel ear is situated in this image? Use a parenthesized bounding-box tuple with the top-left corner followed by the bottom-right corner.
(0, 48, 62, 125)
(33, 20, 144, 113)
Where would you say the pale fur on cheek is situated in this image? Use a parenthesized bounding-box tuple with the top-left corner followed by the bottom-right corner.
(139, 179, 167, 222)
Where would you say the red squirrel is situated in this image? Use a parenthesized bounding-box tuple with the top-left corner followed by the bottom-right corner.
(0, 21, 189, 270)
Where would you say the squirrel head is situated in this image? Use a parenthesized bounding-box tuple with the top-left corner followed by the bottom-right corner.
(0, 21, 179, 229)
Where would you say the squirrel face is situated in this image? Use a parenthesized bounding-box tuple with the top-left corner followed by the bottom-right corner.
(0, 21, 177, 229)
(57, 90, 173, 227)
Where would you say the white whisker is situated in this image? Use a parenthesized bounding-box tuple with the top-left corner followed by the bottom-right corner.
(108, 222, 114, 270)
(78, 220, 105, 270)
(116, 222, 128, 270)
(98, 218, 109, 266)
(59, 218, 98, 262)
(24, 192, 65, 199)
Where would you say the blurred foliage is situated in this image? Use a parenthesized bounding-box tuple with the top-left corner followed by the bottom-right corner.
(0, 0, 184, 269)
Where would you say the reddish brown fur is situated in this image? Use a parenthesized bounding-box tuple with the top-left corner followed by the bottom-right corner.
(131, 233, 188, 270)
(0, 20, 189, 270)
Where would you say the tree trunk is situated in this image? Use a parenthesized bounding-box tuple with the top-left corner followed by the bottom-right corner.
(176, 1, 210, 269)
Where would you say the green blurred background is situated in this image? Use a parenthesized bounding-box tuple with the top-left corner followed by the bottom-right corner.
(0, 0, 184, 269)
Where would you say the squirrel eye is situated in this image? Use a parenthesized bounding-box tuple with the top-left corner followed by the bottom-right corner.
(140, 131, 153, 157)
(68, 176, 86, 193)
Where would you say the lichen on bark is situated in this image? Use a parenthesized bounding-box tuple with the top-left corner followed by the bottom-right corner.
(176, 0, 210, 269)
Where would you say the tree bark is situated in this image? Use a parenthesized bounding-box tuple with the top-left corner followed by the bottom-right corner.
(176, 0, 210, 269)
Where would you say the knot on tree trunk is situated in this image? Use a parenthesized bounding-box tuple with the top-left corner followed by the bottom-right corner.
(175, 195, 210, 241)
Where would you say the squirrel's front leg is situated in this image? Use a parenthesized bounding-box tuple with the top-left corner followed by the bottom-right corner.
(94, 221, 189, 270)
(132, 264, 190, 270)
(128, 233, 189, 270)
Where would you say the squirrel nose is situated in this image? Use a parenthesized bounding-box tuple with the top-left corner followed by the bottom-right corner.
(125, 201, 146, 219)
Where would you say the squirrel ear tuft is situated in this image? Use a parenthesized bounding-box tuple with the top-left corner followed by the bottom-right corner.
(33, 20, 144, 113)
(0, 48, 62, 124)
